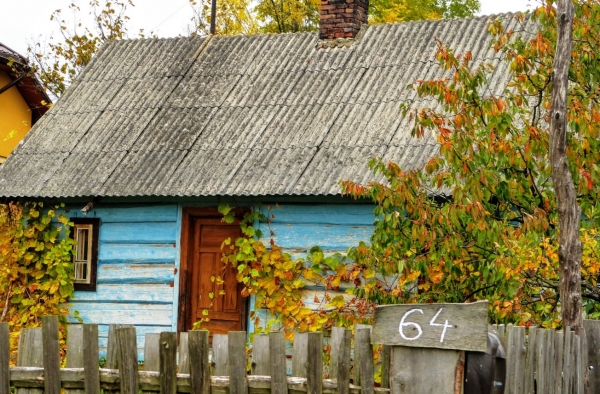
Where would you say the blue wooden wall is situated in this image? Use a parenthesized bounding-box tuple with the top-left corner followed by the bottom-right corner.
(64, 202, 374, 358)
(66, 204, 179, 358)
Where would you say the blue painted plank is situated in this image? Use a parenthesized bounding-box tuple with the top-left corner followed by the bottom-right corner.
(261, 223, 372, 250)
(259, 204, 375, 225)
(97, 263, 176, 285)
(68, 205, 178, 223)
(67, 302, 173, 325)
(72, 284, 174, 304)
(99, 222, 177, 244)
(99, 243, 177, 264)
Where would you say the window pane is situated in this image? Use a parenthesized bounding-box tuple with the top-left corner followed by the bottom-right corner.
(76, 228, 89, 261)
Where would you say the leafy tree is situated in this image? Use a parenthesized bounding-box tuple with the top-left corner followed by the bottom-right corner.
(340, 0, 600, 327)
(27, 0, 133, 99)
(187, 0, 259, 35)
(370, 0, 480, 24)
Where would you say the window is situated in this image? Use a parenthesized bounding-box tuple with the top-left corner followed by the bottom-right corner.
(71, 218, 99, 291)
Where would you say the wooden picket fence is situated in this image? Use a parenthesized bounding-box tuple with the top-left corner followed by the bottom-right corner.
(1, 316, 600, 394)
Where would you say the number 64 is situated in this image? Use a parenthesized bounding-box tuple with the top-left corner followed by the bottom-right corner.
(399, 308, 453, 343)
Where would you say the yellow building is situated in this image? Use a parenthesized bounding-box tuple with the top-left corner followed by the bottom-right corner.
(0, 43, 50, 164)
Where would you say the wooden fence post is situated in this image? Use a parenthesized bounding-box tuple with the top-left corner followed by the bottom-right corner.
(213, 334, 229, 376)
(159, 332, 177, 394)
(117, 326, 139, 394)
(356, 328, 374, 394)
(189, 330, 210, 394)
(144, 333, 160, 372)
(524, 326, 537, 394)
(269, 332, 288, 394)
(178, 332, 190, 374)
(292, 332, 308, 378)
(251, 334, 270, 375)
(505, 325, 526, 394)
(336, 329, 351, 394)
(42, 316, 61, 394)
(83, 324, 100, 394)
(584, 320, 600, 394)
(228, 331, 248, 394)
(329, 327, 345, 381)
(65, 325, 84, 394)
(306, 332, 323, 394)
(0, 323, 9, 394)
(354, 324, 372, 387)
(16, 327, 43, 394)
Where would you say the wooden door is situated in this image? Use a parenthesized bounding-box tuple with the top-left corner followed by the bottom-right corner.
(182, 214, 245, 335)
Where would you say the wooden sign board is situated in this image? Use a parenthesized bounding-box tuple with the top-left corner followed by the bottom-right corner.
(372, 300, 488, 352)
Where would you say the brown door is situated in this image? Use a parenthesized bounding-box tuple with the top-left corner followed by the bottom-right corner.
(180, 210, 246, 335)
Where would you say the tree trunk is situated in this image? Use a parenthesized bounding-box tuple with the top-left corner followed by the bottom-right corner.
(549, 0, 583, 331)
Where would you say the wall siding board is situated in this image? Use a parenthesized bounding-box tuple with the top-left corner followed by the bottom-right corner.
(69, 205, 178, 223)
(99, 222, 177, 244)
(68, 302, 172, 325)
(99, 244, 177, 264)
(262, 223, 372, 250)
(260, 204, 375, 225)
(72, 284, 174, 304)
(97, 263, 176, 284)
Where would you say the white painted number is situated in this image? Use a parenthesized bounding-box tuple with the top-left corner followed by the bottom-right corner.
(398, 308, 453, 343)
(429, 308, 453, 343)
(399, 309, 423, 341)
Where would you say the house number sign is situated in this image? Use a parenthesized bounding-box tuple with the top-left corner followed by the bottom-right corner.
(371, 300, 489, 352)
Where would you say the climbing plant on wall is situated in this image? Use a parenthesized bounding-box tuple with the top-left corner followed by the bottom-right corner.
(0, 202, 75, 363)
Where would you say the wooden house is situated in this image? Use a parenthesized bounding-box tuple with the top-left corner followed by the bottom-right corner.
(0, 43, 50, 164)
(0, 2, 525, 356)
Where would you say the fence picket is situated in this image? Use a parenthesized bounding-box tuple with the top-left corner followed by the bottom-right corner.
(144, 333, 160, 372)
(269, 332, 287, 394)
(584, 320, 600, 394)
(42, 316, 61, 394)
(524, 326, 537, 394)
(329, 327, 345, 380)
(16, 327, 43, 394)
(554, 331, 564, 394)
(251, 334, 270, 375)
(0, 323, 9, 394)
(178, 332, 190, 374)
(292, 332, 308, 378)
(82, 324, 100, 394)
(65, 325, 84, 394)
(356, 328, 374, 394)
(354, 324, 372, 387)
(307, 332, 323, 394)
(159, 332, 177, 394)
(212, 334, 229, 376)
(116, 326, 139, 394)
(228, 331, 248, 394)
(336, 329, 351, 394)
(575, 334, 584, 394)
(189, 330, 210, 394)
(381, 345, 391, 390)
(564, 327, 573, 394)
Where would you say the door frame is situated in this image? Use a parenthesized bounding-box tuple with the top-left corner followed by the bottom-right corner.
(177, 206, 249, 334)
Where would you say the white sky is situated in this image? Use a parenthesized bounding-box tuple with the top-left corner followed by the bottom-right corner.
(2, 0, 536, 57)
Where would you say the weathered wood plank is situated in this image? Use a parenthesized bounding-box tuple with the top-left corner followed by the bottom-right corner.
(68, 302, 173, 325)
(380, 345, 391, 390)
(42, 316, 61, 394)
(546, 329, 556, 394)
(116, 327, 139, 394)
(293, 333, 308, 378)
(337, 329, 351, 394)
(307, 332, 323, 394)
(563, 327, 573, 394)
(72, 284, 174, 303)
(16, 328, 43, 394)
(228, 331, 248, 394)
(390, 346, 461, 394)
(270, 332, 288, 394)
(100, 222, 177, 244)
(160, 332, 177, 394)
(96, 263, 176, 284)
(524, 326, 537, 394)
(70, 205, 178, 223)
(259, 204, 375, 226)
(65, 325, 84, 394)
(179, 332, 190, 374)
(189, 330, 210, 394)
(584, 320, 600, 394)
(83, 324, 100, 394)
(356, 329, 374, 394)
(266, 223, 373, 251)
(506, 325, 526, 394)
(99, 244, 177, 265)
(353, 326, 371, 387)
(554, 331, 564, 394)
(144, 333, 160, 372)
(251, 334, 270, 376)
(536, 328, 546, 394)
(329, 327, 345, 381)
(212, 334, 229, 376)
(0, 323, 9, 394)
(575, 333, 584, 394)
(372, 301, 488, 352)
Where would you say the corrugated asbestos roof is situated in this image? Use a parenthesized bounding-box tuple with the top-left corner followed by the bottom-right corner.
(0, 14, 532, 198)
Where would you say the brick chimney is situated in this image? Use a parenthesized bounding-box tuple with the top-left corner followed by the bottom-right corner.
(319, 0, 369, 40)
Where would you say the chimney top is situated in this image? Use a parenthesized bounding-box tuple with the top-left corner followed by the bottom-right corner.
(319, 0, 369, 40)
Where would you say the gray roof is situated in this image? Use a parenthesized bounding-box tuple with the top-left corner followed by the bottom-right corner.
(0, 14, 528, 198)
